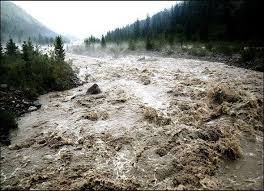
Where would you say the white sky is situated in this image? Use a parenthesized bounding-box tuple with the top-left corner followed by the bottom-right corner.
(12, 1, 177, 39)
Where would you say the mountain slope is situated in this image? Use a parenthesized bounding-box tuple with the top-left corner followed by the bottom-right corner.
(1, 1, 57, 43)
(105, 1, 264, 44)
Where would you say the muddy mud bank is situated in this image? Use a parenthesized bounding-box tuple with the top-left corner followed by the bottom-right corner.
(1, 53, 263, 190)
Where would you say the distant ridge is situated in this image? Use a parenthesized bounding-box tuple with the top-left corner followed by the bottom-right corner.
(1, 1, 57, 43)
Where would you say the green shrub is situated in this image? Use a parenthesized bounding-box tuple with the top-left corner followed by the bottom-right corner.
(205, 43, 213, 51)
(128, 40, 136, 50)
(145, 38, 154, 50)
(1, 38, 77, 96)
(241, 48, 256, 61)
(215, 44, 233, 55)
(165, 49, 174, 56)
(189, 47, 207, 57)
(212, 43, 242, 56)
(51, 61, 75, 90)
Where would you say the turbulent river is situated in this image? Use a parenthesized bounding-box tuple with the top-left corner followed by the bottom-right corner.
(1, 52, 263, 190)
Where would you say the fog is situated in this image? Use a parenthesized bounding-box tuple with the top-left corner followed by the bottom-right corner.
(13, 1, 177, 39)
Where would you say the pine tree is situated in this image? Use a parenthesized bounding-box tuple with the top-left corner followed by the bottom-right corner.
(22, 38, 34, 61)
(145, 14, 151, 37)
(128, 39, 136, 50)
(145, 36, 154, 50)
(0, 44, 4, 77)
(27, 38, 34, 53)
(5, 39, 18, 56)
(0, 44, 3, 58)
(101, 35, 106, 48)
(22, 38, 34, 77)
(22, 41, 28, 61)
(54, 36, 65, 62)
(134, 19, 140, 40)
(84, 39, 90, 48)
(49, 37, 54, 45)
(0, 44, 4, 74)
(175, 24, 184, 48)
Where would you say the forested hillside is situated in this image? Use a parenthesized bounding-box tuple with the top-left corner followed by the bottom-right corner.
(105, 1, 264, 45)
(1, 1, 57, 44)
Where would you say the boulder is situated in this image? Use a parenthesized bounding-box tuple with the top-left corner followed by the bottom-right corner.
(83, 111, 98, 121)
(143, 79, 151, 85)
(28, 106, 37, 112)
(86, 84, 102, 95)
(33, 100, 41, 109)
(138, 56, 145, 61)
(14, 90, 23, 95)
(0, 84, 8, 89)
(141, 76, 151, 85)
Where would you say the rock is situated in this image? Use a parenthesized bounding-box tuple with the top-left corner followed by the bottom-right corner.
(138, 56, 145, 61)
(47, 135, 73, 149)
(156, 147, 168, 157)
(74, 146, 83, 150)
(28, 106, 37, 112)
(141, 76, 151, 85)
(100, 111, 109, 120)
(77, 137, 84, 144)
(86, 84, 102, 95)
(59, 150, 72, 162)
(36, 138, 46, 145)
(91, 94, 106, 99)
(197, 128, 222, 142)
(143, 79, 151, 85)
(9, 87, 15, 91)
(110, 97, 127, 104)
(33, 100, 41, 109)
(14, 90, 23, 94)
(83, 111, 99, 121)
(178, 102, 191, 111)
(0, 84, 8, 89)
(143, 106, 171, 126)
(8, 144, 22, 150)
(23, 100, 30, 105)
(207, 85, 239, 106)
(43, 154, 53, 160)
(115, 145, 122, 151)
(70, 95, 77, 100)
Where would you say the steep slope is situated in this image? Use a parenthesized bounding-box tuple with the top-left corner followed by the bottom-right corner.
(0, 1, 57, 43)
(105, 1, 264, 43)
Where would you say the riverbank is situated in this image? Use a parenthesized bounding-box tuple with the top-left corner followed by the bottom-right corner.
(0, 72, 80, 146)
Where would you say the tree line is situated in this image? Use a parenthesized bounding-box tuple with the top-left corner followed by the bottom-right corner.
(84, 35, 106, 48)
(104, 1, 264, 48)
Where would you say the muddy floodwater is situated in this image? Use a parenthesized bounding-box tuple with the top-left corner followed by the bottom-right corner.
(1, 52, 263, 190)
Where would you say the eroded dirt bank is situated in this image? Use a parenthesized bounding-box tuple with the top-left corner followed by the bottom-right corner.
(1, 53, 263, 190)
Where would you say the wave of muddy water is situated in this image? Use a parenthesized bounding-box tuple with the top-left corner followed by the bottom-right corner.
(1, 53, 263, 190)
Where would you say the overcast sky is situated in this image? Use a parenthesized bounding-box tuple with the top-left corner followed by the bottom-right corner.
(12, 1, 177, 39)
